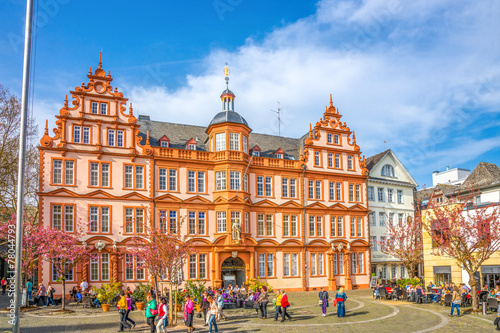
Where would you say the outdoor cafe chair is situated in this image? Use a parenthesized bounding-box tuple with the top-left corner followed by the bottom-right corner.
(443, 294, 452, 306)
(488, 298, 498, 312)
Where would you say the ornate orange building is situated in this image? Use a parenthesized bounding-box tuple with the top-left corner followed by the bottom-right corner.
(38, 56, 371, 294)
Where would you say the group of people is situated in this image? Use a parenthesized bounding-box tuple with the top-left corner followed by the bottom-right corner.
(318, 286, 347, 318)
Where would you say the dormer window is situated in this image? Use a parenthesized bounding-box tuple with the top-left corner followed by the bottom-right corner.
(275, 148, 284, 159)
(277, 154, 283, 159)
(186, 138, 197, 151)
(100, 103, 108, 115)
(161, 141, 169, 148)
(252, 151, 260, 157)
(381, 164, 395, 177)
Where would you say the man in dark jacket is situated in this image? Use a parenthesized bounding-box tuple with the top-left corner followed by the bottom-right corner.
(201, 291, 210, 326)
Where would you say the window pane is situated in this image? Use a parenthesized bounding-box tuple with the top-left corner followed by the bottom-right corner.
(169, 210, 177, 234)
(124, 165, 133, 188)
(101, 253, 109, 280)
(52, 205, 62, 230)
(101, 163, 110, 187)
(198, 212, 206, 235)
(135, 166, 144, 189)
(101, 207, 109, 233)
(65, 161, 74, 185)
(64, 206, 74, 232)
(267, 254, 274, 277)
(125, 208, 134, 233)
(266, 214, 273, 236)
(188, 211, 196, 234)
(136, 209, 144, 233)
(90, 206, 99, 232)
(188, 171, 196, 192)
(258, 254, 265, 277)
(197, 172, 205, 193)
(169, 169, 177, 191)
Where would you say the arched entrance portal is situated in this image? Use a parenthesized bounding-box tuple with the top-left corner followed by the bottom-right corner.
(221, 256, 246, 289)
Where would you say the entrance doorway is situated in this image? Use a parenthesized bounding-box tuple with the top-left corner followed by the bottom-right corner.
(221, 256, 246, 289)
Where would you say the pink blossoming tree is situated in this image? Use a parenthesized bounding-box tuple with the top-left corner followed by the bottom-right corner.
(420, 190, 500, 311)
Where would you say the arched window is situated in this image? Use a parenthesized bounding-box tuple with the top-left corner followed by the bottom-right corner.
(381, 164, 395, 177)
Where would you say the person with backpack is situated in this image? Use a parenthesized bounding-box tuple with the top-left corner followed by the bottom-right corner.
(117, 290, 132, 331)
(145, 294, 158, 333)
(335, 287, 347, 318)
(318, 287, 329, 316)
(216, 290, 228, 321)
(156, 297, 168, 333)
(45, 283, 55, 307)
(207, 296, 219, 333)
(450, 286, 461, 317)
(201, 291, 210, 326)
(280, 290, 292, 322)
(125, 292, 136, 328)
(257, 285, 269, 319)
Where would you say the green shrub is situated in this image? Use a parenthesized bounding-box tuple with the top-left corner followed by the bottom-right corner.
(132, 282, 151, 303)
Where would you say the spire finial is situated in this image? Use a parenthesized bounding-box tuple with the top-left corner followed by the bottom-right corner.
(44, 119, 49, 135)
(129, 103, 133, 115)
(146, 130, 150, 144)
(330, 94, 333, 107)
(224, 62, 230, 89)
(98, 51, 102, 69)
(64, 95, 68, 107)
(89, 67, 92, 75)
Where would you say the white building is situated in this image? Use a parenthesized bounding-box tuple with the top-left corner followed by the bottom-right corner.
(366, 150, 418, 280)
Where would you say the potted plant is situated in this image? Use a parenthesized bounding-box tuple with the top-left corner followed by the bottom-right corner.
(93, 279, 121, 312)
(185, 279, 206, 312)
(132, 282, 151, 310)
(176, 289, 186, 311)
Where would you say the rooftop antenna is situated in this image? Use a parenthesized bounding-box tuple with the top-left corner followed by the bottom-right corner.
(271, 101, 286, 136)
(384, 140, 387, 149)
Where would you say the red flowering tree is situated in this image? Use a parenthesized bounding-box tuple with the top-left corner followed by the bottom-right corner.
(379, 214, 423, 278)
(420, 191, 500, 311)
(126, 216, 194, 324)
(39, 220, 91, 311)
(0, 213, 45, 284)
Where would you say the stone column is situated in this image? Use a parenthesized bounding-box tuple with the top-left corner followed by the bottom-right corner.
(327, 252, 336, 291)
(249, 251, 255, 279)
(214, 248, 222, 288)
(344, 251, 352, 290)
(111, 253, 118, 283)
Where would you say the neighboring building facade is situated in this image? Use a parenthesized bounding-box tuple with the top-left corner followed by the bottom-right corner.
(38, 57, 372, 295)
(419, 162, 500, 287)
(365, 150, 418, 280)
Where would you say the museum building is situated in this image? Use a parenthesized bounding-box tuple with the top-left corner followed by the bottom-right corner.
(38, 55, 371, 294)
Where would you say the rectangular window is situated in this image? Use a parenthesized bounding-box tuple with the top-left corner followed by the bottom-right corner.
(370, 236, 378, 251)
(388, 189, 394, 203)
(160, 141, 169, 147)
(117, 130, 124, 147)
(311, 253, 316, 276)
(169, 169, 177, 191)
(258, 254, 265, 277)
(292, 253, 299, 276)
(242, 136, 247, 153)
(243, 174, 248, 192)
(265, 176, 272, 197)
(291, 215, 297, 237)
(258, 214, 264, 236)
(379, 212, 386, 227)
(337, 217, 343, 237)
(333, 254, 338, 275)
(230, 171, 240, 190)
(90, 162, 110, 187)
(52, 159, 75, 185)
(198, 212, 206, 235)
(188, 211, 196, 235)
(100, 207, 109, 233)
(368, 186, 375, 201)
(169, 210, 177, 234)
(318, 253, 324, 275)
(90, 206, 99, 232)
(397, 190, 404, 204)
(283, 215, 289, 237)
(100, 253, 109, 281)
(309, 215, 322, 237)
(357, 217, 362, 237)
(290, 179, 296, 198)
(284, 253, 290, 277)
(314, 151, 321, 166)
(317, 216, 322, 237)
(334, 134, 340, 144)
(136, 209, 144, 234)
(266, 214, 273, 236)
(135, 166, 144, 189)
(229, 133, 240, 151)
(282, 214, 298, 237)
(351, 253, 357, 274)
(336, 182, 342, 201)
(188, 171, 196, 192)
(189, 254, 197, 279)
(125, 208, 134, 233)
(125, 254, 134, 280)
(90, 257, 98, 281)
(123, 208, 144, 234)
(349, 184, 354, 201)
(215, 133, 225, 151)
(267, 253, 274, 277)
(398, 213, 404, 226)
(347, 155, 353, 170)
(328, 153, 333, 168)
(335, 154, 341, 168)
(216, 171, 226, 191)
(199, 254, 207, 279)
(73, 126, 81, 143)
(91, 101, 98, 114)
(198, 171, 205, 193)
(389, 213, 394, 226)
(136, 259, 145, 280)
(369, 212, 376, 226)
(100, 103, 107, 115)
(158, 168, 166, 191)
(377, 187, 385, 202)
(217, 211, 226, 233)
(52, 204, 75, 232)
(245, 212, 249, 233)
(327, 133, 332, 143)
(356, 184, 361, 202)
(329, 182, 335, 201)
(257, 176, 263, 196)
(187, 144, 196, 150)
(350, 217, 356, 237)
(315, 180, 322, 199)
(282, 178, 288, 198)
(308, 180, 314, 200)
(83, 126, 90, 144)
(124, 165, 133, 188)
(108, 129, 115, 146)
(339, 253, 344, 274)
(124, 164, 144, 189)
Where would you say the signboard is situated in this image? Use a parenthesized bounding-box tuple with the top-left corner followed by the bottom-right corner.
(370, 276, 377, 288)
(223, 275, 235, 289)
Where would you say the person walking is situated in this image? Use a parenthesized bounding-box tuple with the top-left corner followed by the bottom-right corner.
(201, 291, 210, 326)
(450, 286, 461, 317)
(1, 277, 6, 295)
(156, 297, 168, 333)
(216, 291, 228, 321)
(318, 287, 329, 316)
(125, 292, 136, 329)
(184, 295, 195, 333)
(26, 279, 33, 302)
(117, 290, 132, 332)
(145, 294, 158, 333)
(335, 287, 347, 318)
(45, 283, 55, 307)
(35, 283, 46, 306)
(207, 296, 219, 333)
(280, 290, 292, 322)
(258, 285, 269, 319)
(274, 289, 282, 321)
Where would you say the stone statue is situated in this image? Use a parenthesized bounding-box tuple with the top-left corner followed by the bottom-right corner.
(337, 243, 343, 252)
(232, 220, 241, 242)
(346, 242, 351, 251)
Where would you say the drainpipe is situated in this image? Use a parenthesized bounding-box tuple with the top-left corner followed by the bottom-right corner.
(301, 164, 307, 291)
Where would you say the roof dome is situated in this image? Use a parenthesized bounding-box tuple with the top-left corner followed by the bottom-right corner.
(209, 111, 249, 127)
(220, 88, 234, 96)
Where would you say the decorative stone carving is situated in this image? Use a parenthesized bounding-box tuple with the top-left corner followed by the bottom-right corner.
(337, 243, 343, 252)
(95, 240, 105, 252)
(231, 251, 238, 258)
(346, 242, 351, 251)
(112, 240, 117, 251)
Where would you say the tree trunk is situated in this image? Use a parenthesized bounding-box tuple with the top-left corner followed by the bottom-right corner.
(468, 275, 479, 312)
(61, 279, 66, 311)
(174, 284, 178, 325)
(169, 282, 173, 327)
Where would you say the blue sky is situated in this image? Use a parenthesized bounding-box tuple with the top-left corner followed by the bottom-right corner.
(1, 0, 499, 188)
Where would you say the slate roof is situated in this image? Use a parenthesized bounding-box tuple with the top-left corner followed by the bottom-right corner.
(414, 184, 460, 202)
(459, 162, 500, 190)
(137, 115, 304, 160)
(365, 149, 390, 171)
(209, 111, 249, 128)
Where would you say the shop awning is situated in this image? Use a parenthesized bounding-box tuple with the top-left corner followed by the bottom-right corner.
(433, 266, 451, 274)
(481, 266, 500, 274)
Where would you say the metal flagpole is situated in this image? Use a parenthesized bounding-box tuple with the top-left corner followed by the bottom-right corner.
(13, 0, 35, 331)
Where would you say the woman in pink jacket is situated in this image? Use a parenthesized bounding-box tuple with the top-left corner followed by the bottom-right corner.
(184, 295, 195, 332)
